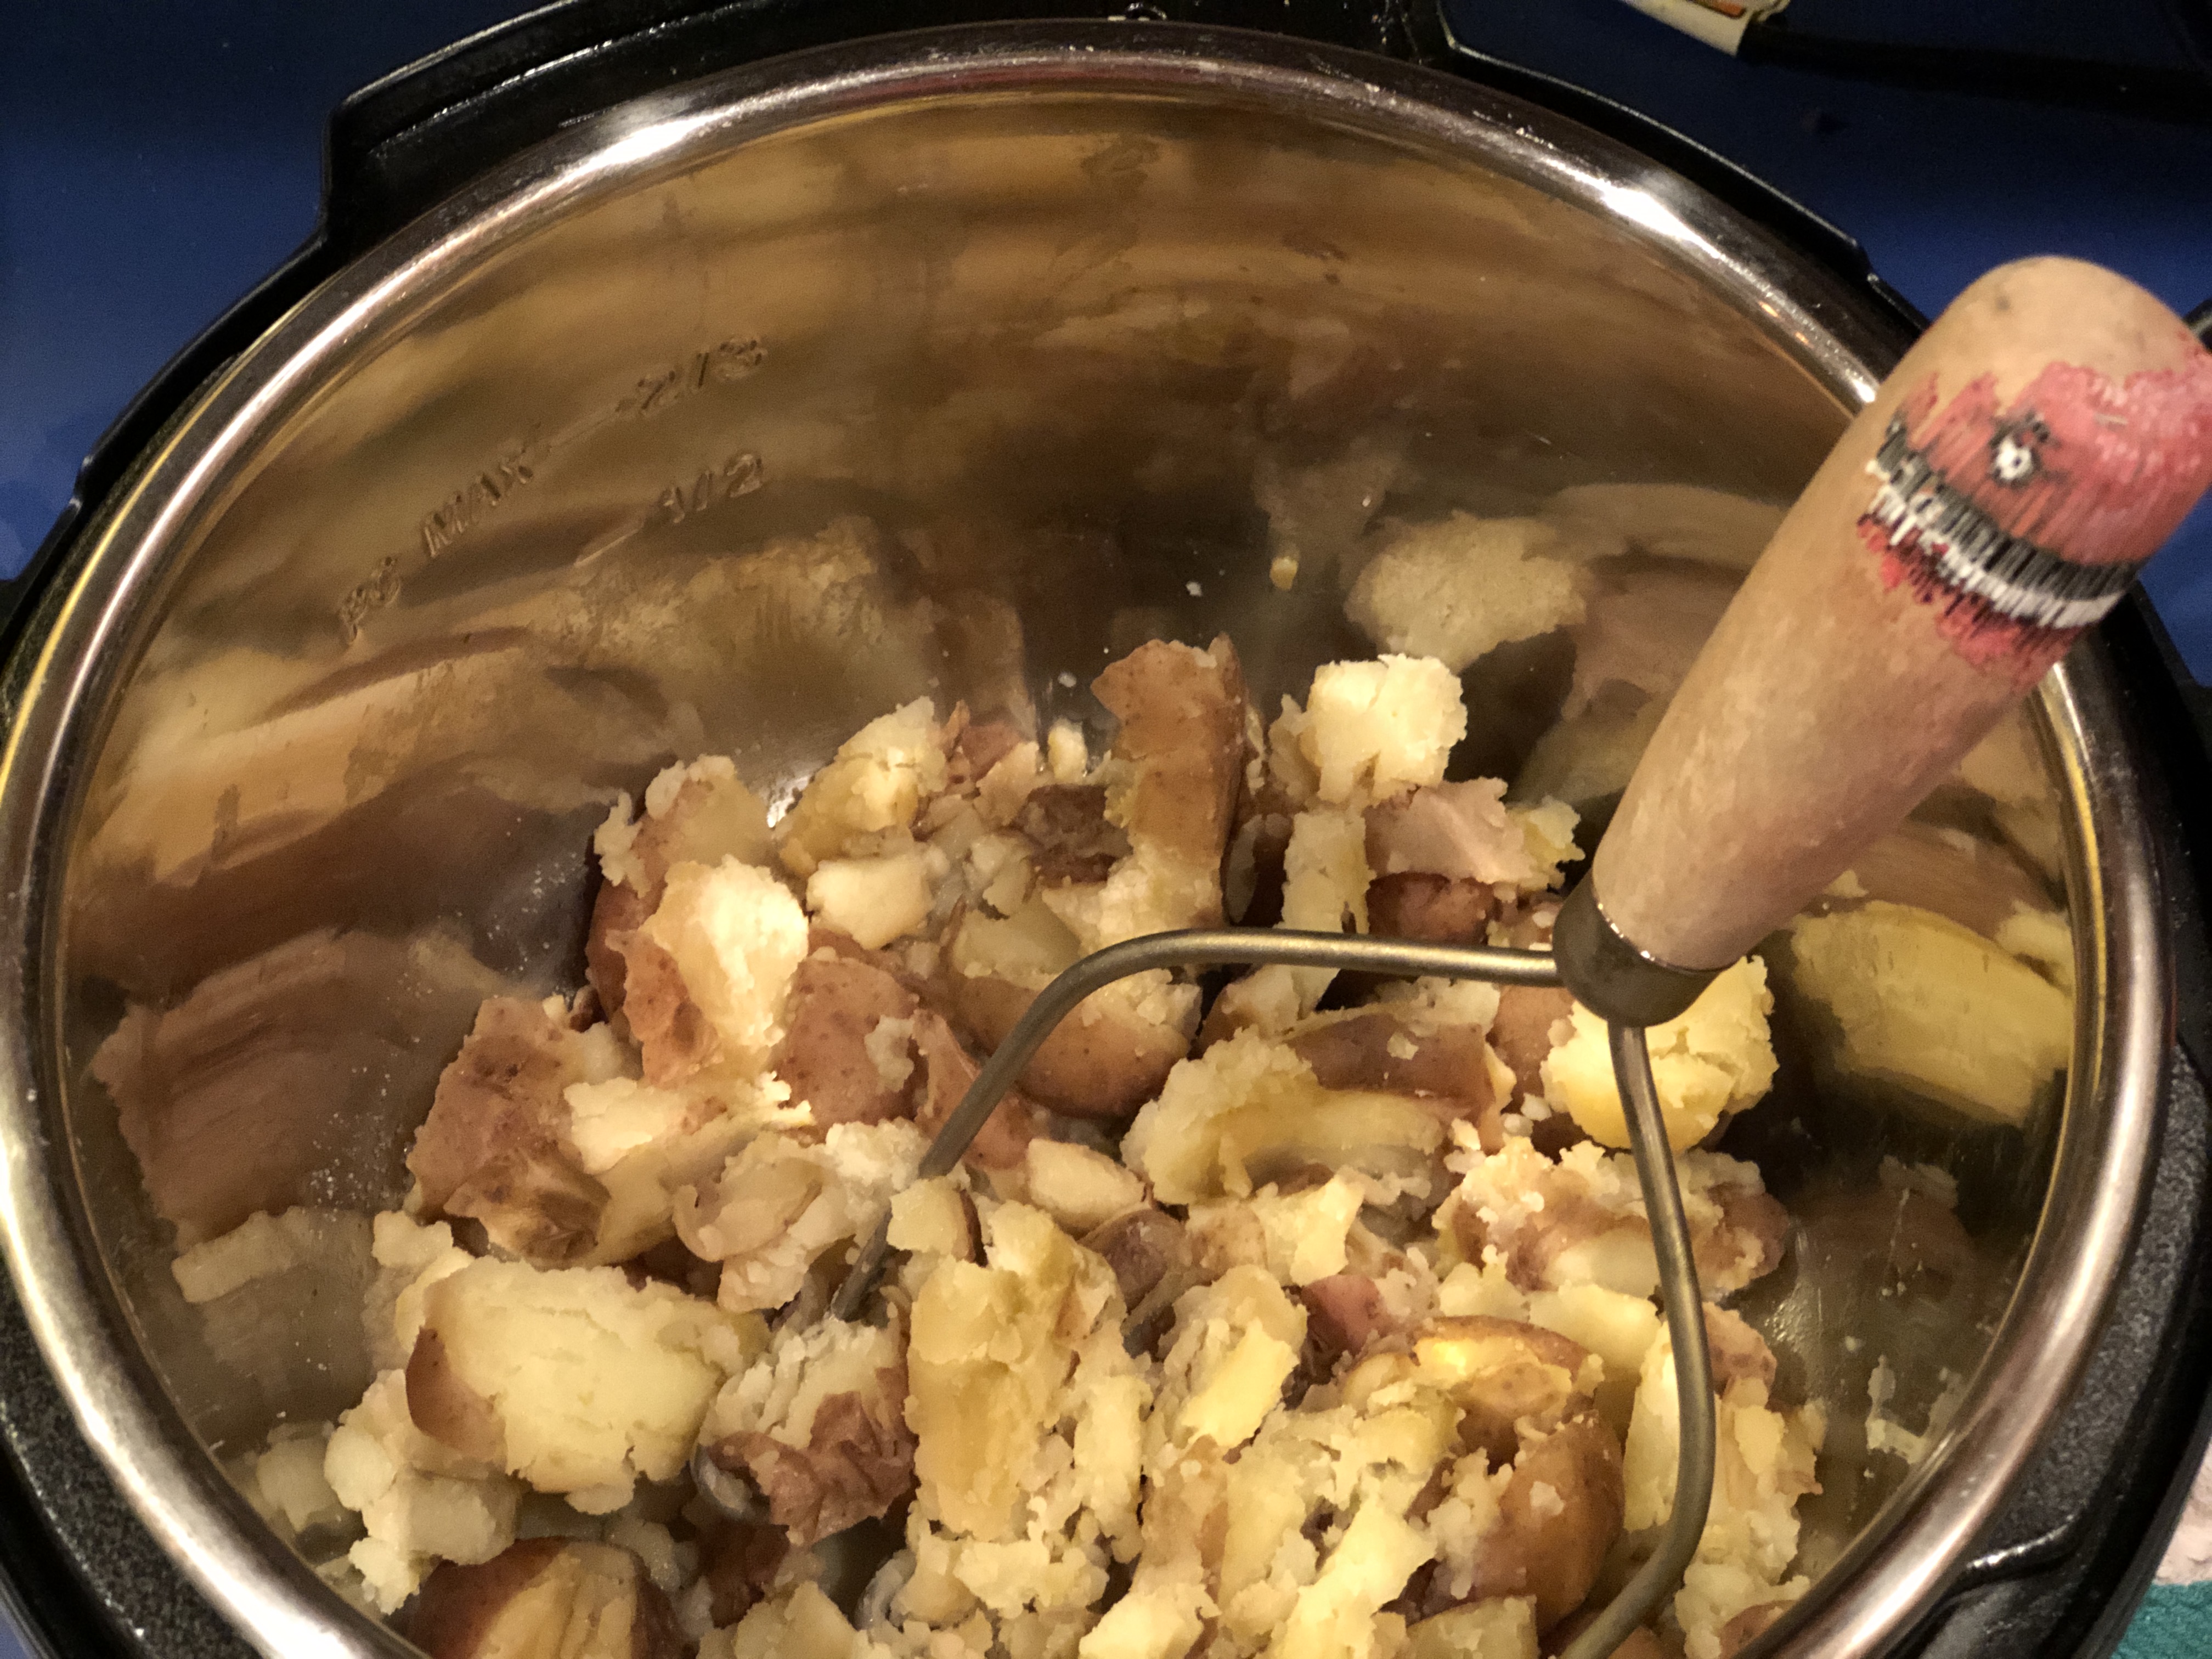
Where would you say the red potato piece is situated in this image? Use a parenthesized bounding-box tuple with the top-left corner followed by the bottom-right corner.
(1463, 1410, 1625, 1629)
(945, 973, 1188, 1121)
(910, 1009, 1036, 1170)
(710, 1363, 917, 1547)
(1698, 1184, 1790, 1292)
(1017, 785, 1130, 887)
(588, 761, 777, 1021)
(1365, 780, 1531, 884)
(696, 1519, 790, 1630)
(407, 997, 616, 1267)
(407, 997, 586, 1210)
(1290, 1011, 1505, 1148)
(1449, 1184, 1647, 1296)
(407, 1539, 684, 1659)
(1293, 1012, 1496, 1108)
(1082, 1207, 1193, 1312)
(1300, 1273, 1389, 1369)
(1420, 1316, 1598, 1469)
(584, 877, 652, 1020)
(1367, 872, 1498, 945)
(1488, 987, 1575, 1108)
(951, 715, 1029, 786)
(1702, 1304, 1779, 1395)
(612, 931, 722, 1087)
(770, 955, 920, 1128)
(405, 1327, 508, 1465)
(1093, 635, 1248, 884)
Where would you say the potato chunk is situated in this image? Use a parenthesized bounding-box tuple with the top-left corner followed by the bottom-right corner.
(621, 858, 809, 1085)
(407, 1258, 762, 1511)
(1622, 1322, 1822, 1659)
(1276, 657, 1466, 811)
(703, 1318, 915, 1547)
(1024, 1140, 1148, 1234)
(407, 998, 632, 1266)
(769, 947, 921, 1128)
(1404, 1600, 1538, 1659)
(708, 1581, 868, 1659)
(409, 1539, 685, 1659)
(675, 1121, 924, 1313)
(1158, 1266, 1306, 1453)
(589, 758, 775, 1018)
(776, 699, 947, 879)
(1438, 1135, 1786, 1299)
(1542, 958, 1776, 1152)
(1086, 635, 1247, 925)
(1124, 1030, 1444, 1205)
(596, 757, 772, 897)
(324, 1368, 520, 1613)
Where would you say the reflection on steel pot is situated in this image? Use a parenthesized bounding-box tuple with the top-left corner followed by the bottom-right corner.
(0, 10, 2206, 1659)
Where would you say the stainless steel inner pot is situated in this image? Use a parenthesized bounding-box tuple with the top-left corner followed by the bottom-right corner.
(0, 24, 2162, 1659)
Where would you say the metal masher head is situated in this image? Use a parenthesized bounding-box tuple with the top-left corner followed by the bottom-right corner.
(828, 925, 1716, 1659)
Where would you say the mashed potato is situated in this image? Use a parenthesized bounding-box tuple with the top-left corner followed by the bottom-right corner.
(161, 601, 2042, 1659)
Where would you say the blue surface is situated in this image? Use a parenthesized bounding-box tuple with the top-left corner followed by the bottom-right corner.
(1, 3, 2210, 1652)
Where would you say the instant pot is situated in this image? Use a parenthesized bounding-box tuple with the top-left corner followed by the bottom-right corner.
(4, 4, 2212, 1657)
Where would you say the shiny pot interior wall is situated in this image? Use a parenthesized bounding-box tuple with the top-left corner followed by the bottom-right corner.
(37, 57, 2077, 1645)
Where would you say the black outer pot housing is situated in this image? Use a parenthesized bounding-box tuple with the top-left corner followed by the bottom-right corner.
(3, 5, 2210, 1656)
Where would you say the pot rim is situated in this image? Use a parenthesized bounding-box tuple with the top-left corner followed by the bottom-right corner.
(0, 21, 2163, 1658)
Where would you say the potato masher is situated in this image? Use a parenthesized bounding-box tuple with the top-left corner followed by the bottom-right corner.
(825, 258, 2212, 1657)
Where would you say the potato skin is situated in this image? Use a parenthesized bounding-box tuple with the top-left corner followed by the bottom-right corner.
(948, 973, 1187, 1121)
(770, 953, 919, 1128)
(1465, 1410, 1624, 1628)
(1092, 635, 1246, 883)
(711, 1364, 917, 1547)
(408, 1539, 684, 1659)
(1367, 872, 1498, 944)
(405, 1328, 505, 1464)
(1487, 986, 1576, 1110)
(585, 877, 652, 1020)
(911, 1008, 1038, 1167)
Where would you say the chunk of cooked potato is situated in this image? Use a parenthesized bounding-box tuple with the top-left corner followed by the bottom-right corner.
(702, 1317, 915, 1547)
(1124, 1030, 1444, 1205)
(1023, 1140, 1148, 1234)
(1278, 656, 1467, 811)
(408, 1539, 685, 1659)
(408, 998, 630, 1266)
(775, 699, 949, 879)
(1542, 958, 1776, 1153)
(620, 858, 809, 1086)
(406, 1257, 762, 1511)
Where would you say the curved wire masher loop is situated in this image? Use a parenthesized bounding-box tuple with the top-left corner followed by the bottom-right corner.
(826, 926, 1713, 1657)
